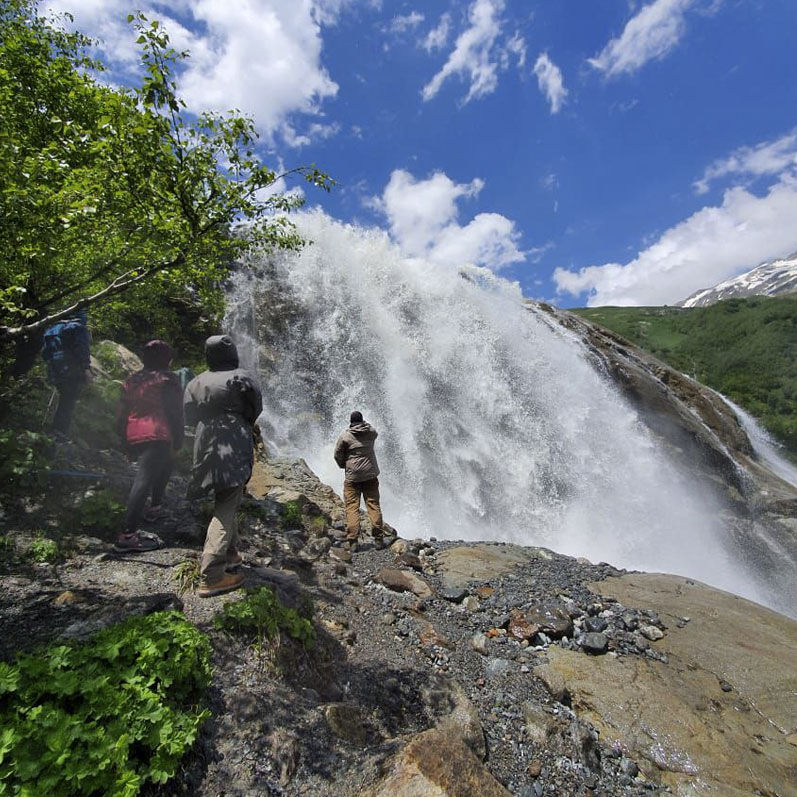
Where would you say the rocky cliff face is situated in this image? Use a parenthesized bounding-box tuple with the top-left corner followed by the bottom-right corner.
(539, 303, 797, 606)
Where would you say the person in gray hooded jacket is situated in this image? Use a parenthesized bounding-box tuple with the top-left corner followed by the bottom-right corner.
(184, 335, 263, 597)
(334, 411, 388, 549)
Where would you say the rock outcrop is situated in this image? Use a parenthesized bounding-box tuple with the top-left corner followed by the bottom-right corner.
(539, 572, 797, 796)
(3, 443, 796, 797)
(537, 304, 797, 609)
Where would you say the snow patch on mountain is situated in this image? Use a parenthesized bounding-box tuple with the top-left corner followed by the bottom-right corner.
(677, 253, 797, 308)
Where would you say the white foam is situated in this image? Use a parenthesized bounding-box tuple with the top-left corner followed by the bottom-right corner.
(227, 210, 785, 611)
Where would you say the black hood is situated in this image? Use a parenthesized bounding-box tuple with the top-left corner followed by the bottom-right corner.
(205, 335, 239, 371)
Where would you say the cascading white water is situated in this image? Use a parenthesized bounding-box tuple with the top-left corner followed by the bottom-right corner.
(227, 209, 778, 608)
(721, 396, 797, 489)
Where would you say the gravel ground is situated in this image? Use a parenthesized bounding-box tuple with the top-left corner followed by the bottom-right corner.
(0, 443, 671, 796)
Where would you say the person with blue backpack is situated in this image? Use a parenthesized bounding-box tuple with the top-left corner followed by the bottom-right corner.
(41, 311, 92, 437)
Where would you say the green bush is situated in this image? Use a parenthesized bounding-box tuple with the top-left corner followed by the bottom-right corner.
(280, 501, 303, 530)
(71, 378, 121, 451)
(574, 296, 797, 458)
(28, 533, 59, 563)
(66, 489, 125, 535)
(0, 611, 212, 796)
(214, 587, 314, 649)
(0, 429, 48, 496)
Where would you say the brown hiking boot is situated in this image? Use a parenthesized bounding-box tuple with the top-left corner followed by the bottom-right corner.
(226, 548, 243, 570)
(198, 571, 245, 598)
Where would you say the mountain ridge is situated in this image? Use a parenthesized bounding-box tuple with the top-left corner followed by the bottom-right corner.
(677, 252, 797, 307)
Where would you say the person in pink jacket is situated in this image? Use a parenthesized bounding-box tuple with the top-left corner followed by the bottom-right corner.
(114, 340, 183, 552)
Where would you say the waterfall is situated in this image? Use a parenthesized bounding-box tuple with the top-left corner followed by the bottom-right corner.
(226, 209, 783, 610)
(721, 396, 797, 489)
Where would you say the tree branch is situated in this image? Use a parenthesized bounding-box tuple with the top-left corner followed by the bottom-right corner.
(0, 253, 185, 341)
(36, 240, 138, 311)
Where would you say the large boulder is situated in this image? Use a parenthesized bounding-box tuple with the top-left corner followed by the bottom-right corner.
(549, 307, 797, 520)
(362, 727, 510, 797)
(435, 543, 537, 589)
(92, 340, 143, 379)
(377, 568, 433, 599)
(534, 572, 797, 796)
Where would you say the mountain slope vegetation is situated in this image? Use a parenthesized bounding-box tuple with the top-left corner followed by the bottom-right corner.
(573, 296, 797, 457)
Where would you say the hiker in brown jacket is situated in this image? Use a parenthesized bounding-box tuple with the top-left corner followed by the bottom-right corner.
(334, 411, 391, 550)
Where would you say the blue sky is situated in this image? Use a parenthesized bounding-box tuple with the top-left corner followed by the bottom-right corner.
(49, 0, 797, 306)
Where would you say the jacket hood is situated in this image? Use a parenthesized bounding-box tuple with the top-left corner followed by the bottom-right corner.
(205, 335, 239, 371)
(349, 421, 376, 438)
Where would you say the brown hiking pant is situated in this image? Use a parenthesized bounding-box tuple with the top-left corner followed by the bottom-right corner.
(344, 478, 383, 541)
(201, 484, 243, 585)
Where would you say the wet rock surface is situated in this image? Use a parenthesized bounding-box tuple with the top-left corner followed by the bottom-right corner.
(2, 451, 796, 796)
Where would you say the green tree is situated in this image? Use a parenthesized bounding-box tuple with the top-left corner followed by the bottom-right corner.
(0, 0, 332, 366)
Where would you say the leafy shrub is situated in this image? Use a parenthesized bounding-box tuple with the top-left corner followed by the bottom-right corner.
(0, 611, 212, 796)
(280, 500, 303, 530)
(72, 378, 122, 450)
(214, 587, 314, 649)
(66, 489, 125, 534)
(0, 429, 48, 496)
(0, 535, 15, 562)
(173, 558, 201, 596)
(28, 533, 59, 563)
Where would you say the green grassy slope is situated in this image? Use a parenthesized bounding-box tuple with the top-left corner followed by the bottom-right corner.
(572, 296, 797, 456)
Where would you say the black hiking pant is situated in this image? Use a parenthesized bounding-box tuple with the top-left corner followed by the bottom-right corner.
(124, 441, 174, 532)
(52, 377, 83, 435)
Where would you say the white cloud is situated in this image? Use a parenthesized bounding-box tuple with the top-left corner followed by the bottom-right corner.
(588, 0, 696, 77)
(533, 52, 567, 114)
(386, 11, 424, 34)
(45, 0, 350, 144)
(281, 121, 341, 148)
(421, 0, 523, 104)
(554, 173, 797, 306)
(422, 12, 451, 52)
(504, 31, 526, 69)
(540, 173, 558, 191)
(374, 169, 525, 270)
(694, 128, 797, 194)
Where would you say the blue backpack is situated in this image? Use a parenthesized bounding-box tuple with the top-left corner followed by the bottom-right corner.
(42, 319, 89, 382)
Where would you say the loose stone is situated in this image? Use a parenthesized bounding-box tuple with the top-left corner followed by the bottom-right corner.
(580, 632, 609, 655)
(584, 616, 607, 633)
(441, 586, 468, 603)
(640, 624, 664, 641)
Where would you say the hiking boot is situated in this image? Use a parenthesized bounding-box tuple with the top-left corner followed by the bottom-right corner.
(199, 571, 245, 598)
(225, 550, 244, 571)
(113, 532, 159, 553)
(373, 532, 396, 550)
(143, 505, 171, 523)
